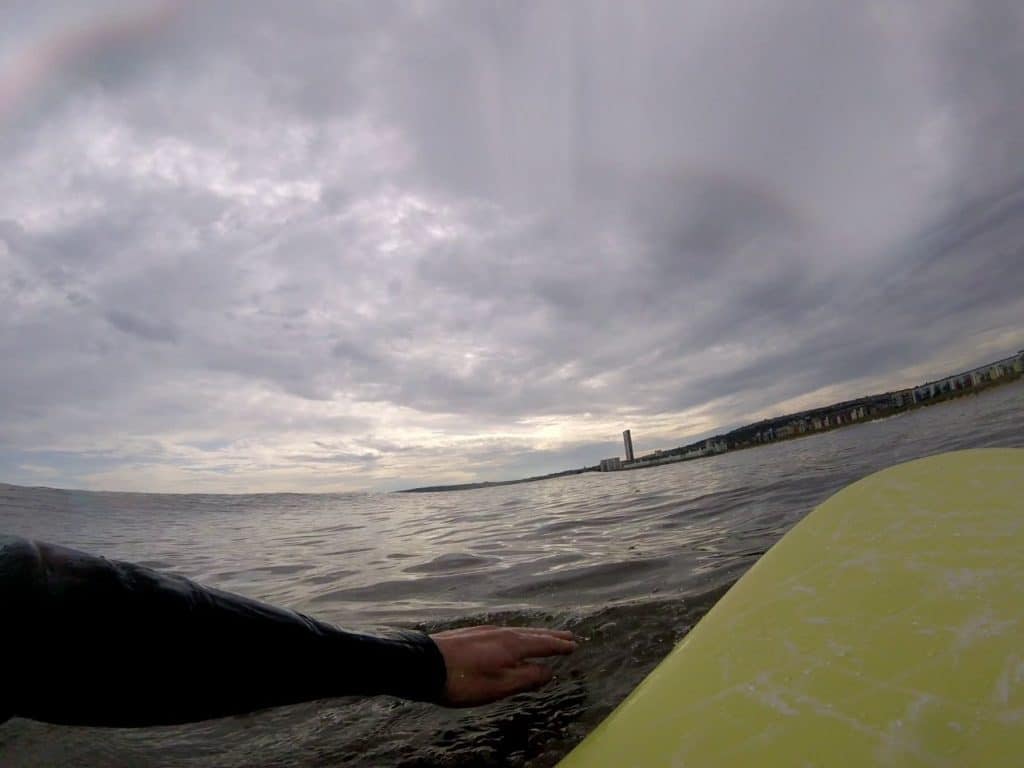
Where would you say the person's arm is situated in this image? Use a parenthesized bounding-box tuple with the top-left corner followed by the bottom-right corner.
(2, 535, 449, 726)
(1, 535, 576, 727)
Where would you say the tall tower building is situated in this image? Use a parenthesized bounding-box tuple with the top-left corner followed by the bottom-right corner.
(623, 429, 635, 462)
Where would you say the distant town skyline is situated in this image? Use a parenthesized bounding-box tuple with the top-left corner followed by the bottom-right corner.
(2, 3, 1024, 493)
(402, 347, 1024, 492)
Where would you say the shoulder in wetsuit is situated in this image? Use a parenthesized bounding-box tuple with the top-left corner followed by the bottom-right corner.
(0, 535, 447, 727)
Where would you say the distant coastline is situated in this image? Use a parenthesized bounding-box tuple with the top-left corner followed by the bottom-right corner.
(396, 466, 591, 494)
(398, 348, 1024, 493)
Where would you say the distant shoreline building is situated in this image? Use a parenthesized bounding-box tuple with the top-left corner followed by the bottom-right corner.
(600, 428, 636, 471)
(597, 349, 1024, 476)
(909, 353, 1023, 404)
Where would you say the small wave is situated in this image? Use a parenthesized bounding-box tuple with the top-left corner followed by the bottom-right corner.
(403, 552, 497, 574)
(208, 563, 313, 581)
(310, 574, 466, 603)
(493, 557, 671, 599)
(303, 569, 358, 585)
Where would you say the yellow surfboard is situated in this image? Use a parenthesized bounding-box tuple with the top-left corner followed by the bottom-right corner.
(558, 449, 1024, 767)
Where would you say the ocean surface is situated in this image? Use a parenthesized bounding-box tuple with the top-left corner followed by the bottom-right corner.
(1, 382, 1022, 767)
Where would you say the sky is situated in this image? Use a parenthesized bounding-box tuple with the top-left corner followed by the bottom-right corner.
(1, 0, 1023, 493)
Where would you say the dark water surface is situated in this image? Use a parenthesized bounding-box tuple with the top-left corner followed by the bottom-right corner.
(2, 383, 1022, 766)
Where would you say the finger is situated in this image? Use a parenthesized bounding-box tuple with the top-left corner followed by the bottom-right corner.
(500, 663, 554, 696)
(512, 628, 578, 644)
(515, 628, 576, 641)
(508, 632, 577, 659)
(514, 630, 580, 650)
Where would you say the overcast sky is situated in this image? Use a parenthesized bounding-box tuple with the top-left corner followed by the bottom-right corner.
(2, 1, 1023, 492)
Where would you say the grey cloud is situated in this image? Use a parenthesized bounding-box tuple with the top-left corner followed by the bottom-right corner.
(930, 1, 1024, 197)
(105, 309, 179, 343)
(284, 452, 378, 466)
(1, 1, 1023, 491)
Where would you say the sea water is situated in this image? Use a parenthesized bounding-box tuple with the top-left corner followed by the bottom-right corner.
(1, 382, 1021, 767)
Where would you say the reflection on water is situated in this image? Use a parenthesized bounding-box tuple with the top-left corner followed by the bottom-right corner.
(1, 383, 1021, 766)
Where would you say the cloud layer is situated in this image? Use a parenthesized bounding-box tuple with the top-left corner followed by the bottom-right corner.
(2, 1, 1023, 491)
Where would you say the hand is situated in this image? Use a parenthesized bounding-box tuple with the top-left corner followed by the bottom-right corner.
(430, 625, 577, 707)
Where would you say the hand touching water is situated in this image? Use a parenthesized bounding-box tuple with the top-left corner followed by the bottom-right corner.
(430, 626, 578, 706)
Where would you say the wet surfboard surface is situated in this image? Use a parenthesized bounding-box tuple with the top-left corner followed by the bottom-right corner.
(558, 448, 1024, 767)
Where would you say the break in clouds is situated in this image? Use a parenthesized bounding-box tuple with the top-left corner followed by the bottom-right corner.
(1, 1, 1023, 492)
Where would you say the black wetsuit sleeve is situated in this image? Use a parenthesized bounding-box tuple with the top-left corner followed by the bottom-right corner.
(1, 535, 448, 727)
